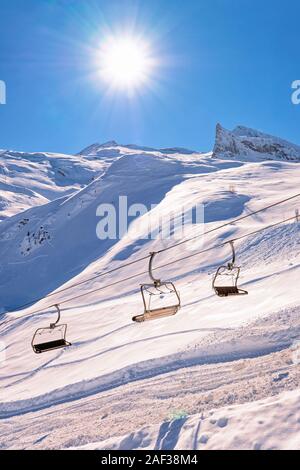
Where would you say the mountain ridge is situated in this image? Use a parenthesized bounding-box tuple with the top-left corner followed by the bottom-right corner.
(213, 123, 300, 161)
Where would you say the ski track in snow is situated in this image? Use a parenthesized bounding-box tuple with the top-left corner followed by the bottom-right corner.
(1, 305, 300, 419)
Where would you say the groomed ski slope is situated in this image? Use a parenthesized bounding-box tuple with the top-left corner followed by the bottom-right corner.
(0, 126, 299, 449)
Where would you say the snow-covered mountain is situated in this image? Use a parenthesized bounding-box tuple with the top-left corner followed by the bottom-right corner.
(0, 149, 208, 311)
(0, 141, 199, 222)
(213, 124, 300, 161)
(0, 125, 299, 450)
(0, 149, 109, 220)
(2, 123, 298, 222)
(78, 140, 199, 157)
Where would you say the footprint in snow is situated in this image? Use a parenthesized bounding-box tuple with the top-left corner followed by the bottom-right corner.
(199, 434, 210, 444)
(216, 417, 228, 428)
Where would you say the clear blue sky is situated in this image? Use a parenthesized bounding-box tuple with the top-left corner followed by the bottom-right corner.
(0, 0, 299, 154)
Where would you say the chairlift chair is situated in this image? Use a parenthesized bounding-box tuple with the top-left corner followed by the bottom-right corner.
(132, 252, 181, 323)
(32, 304, 71, 354)
(212, 241, 248, 297)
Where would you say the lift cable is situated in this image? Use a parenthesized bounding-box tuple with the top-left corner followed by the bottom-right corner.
(1, 213, 297, 329)
(3, 191, 300, 314)
(156, 192, 300, 253)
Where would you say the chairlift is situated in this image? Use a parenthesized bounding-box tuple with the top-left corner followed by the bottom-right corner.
(32, 304, 71, 354)
(132, 252, 181, 323)
(212, 241, 248, 297)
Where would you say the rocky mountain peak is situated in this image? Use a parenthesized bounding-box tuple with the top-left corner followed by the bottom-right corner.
(213, 124, 300, 161)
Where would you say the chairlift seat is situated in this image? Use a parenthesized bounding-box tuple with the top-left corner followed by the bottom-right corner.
(33, 338, 71, 354)
(212, 242, 248, 299)
(132, 305, 179, 323)
(214, 286, 247, 297)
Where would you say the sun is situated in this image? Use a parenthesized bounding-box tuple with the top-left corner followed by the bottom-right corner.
(98, 35, 154, 90)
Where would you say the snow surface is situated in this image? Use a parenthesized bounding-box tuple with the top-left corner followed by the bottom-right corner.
(73, 389, 300, 450)
(0, 149, 110, 220)
(0, 125, 299, 449)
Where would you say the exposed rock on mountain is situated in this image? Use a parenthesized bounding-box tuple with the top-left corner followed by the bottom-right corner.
(213, 124, 300, 161)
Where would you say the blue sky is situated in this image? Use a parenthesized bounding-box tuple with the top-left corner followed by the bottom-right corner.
(0, 0, 299, 154)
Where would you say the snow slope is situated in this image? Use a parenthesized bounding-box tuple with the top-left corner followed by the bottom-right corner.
(74, 388, 300, 450)
(0, 149, 209, 310)
(0, 125, 299, 450)
(0, 149, 109, 220)
(0, 141, 170, 221)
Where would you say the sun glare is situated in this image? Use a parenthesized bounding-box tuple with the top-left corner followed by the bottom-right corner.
(98, 35, 154, 90)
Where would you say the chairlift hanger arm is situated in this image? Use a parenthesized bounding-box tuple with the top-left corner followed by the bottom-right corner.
(227, 241, 236, 270)
(50, 304, 61, 329)
(149, 252, 161, 286)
